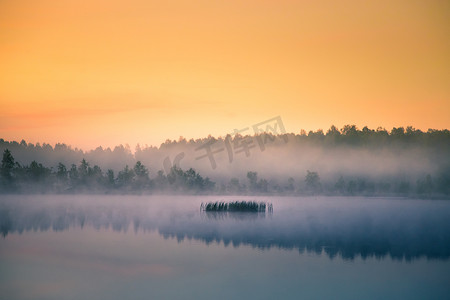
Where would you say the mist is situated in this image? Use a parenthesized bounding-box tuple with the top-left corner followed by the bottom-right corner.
(1, 195, 450, 261)
(1, 125, 449, 196)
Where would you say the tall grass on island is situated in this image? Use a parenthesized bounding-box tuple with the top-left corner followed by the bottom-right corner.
(201, 201, 272, 212)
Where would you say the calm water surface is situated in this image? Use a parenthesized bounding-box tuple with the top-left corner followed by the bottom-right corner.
(1, 195, 449, 300)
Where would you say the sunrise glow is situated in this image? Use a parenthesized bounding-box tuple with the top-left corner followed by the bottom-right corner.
(1, 0, 449, 150)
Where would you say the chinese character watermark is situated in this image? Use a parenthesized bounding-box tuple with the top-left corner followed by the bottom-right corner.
(163, 116, 287, 173)
(195, 116, 287, 170)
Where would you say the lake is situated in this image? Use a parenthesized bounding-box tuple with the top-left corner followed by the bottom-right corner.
(1, 195, 450, 300)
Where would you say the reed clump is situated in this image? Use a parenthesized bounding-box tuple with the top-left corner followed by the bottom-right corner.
(201, 201, 272, 212)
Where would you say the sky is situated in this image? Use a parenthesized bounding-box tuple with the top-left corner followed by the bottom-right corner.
(0, 0, 449, 150)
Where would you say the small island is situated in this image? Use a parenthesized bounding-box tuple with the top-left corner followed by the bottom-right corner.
(201, 201, 273, 213)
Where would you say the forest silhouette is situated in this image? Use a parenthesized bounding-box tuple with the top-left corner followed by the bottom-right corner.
(1, 125, 449, 196)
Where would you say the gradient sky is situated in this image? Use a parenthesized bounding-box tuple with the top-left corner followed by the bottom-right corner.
(1, 0, 449, 150)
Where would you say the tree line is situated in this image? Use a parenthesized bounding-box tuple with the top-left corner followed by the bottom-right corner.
(1, 149, 448, 197)
(1, 125, 449, 174)
(0, 149, 215, 194)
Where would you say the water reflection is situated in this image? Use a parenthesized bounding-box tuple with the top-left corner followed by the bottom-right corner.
(200, 211, 268, 221)
(1, 196, 450, 261)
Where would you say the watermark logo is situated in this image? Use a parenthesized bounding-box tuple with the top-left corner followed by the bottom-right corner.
(164, 116, 287, 172)
(252, 116, 288, 151)
(163, 152, 185, 175)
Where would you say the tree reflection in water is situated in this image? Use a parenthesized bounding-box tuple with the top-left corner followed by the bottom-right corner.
(1, 196, 450, 261)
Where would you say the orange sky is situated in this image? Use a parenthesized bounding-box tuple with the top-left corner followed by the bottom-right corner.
(1, 0, 449, 150)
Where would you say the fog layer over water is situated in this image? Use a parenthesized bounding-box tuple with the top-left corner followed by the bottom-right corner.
(1, 195, 450, 260)
(1, 195, 450, 300)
